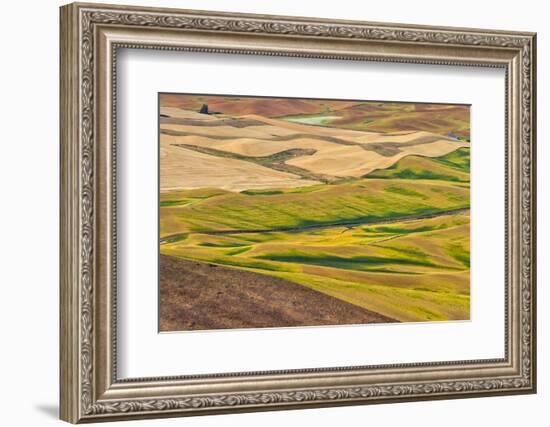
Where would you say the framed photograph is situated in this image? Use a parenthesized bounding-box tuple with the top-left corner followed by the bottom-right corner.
(60, 2, 537, 423)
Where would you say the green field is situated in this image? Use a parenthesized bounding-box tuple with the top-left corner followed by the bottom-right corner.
(367, 148, 470, 182)
(162, 212, 469, 321)
(160, 150, 471, 322)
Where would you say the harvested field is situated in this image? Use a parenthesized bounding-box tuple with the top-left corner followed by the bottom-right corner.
(159, 94, 361, 118)
(159, 94, 470, 138)
(160, 112, 468, 185)
(160, 142, 319, 191)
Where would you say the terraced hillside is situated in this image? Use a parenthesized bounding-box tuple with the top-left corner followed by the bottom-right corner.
(159, 94, 471, 330)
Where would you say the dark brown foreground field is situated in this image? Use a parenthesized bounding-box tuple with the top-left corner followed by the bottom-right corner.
(159, 255, 396, 331)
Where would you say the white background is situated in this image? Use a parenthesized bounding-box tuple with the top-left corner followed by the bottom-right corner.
(118, 50, 504, 377)
(0, 0, 546, 426)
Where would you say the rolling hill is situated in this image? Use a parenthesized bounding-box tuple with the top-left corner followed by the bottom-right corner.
(159, 107, 469, 190)
(158, 95, 471, 328)
(160, 93, 470, 139)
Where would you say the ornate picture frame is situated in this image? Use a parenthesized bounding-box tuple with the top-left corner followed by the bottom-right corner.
(60, 2, 536, 423)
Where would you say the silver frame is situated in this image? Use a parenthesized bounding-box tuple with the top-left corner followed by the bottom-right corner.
(60, 2, 536, 423)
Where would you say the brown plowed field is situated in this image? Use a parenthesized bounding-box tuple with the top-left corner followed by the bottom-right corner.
(159, 255, 396, 331)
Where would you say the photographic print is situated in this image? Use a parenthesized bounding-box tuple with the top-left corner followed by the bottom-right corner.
(158, 94, 471, 332)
